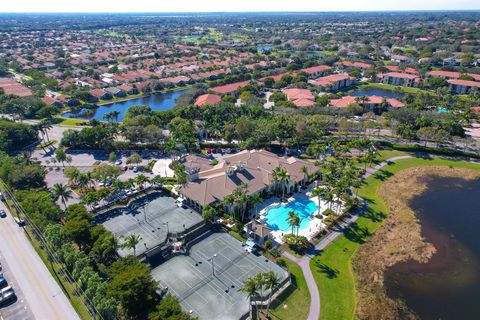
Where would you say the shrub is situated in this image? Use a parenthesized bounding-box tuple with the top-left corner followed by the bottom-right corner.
(264, 239, 273, 250)
(269, 247, 280, 258)
(283, 234, 311, 254)
(276, 258, 287, 268)
(323, 208, 334, 216)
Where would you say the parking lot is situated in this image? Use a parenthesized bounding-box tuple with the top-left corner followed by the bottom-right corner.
(0, 250, 34, 320)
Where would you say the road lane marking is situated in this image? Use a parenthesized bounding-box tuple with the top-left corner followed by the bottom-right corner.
(0, 221, 63, 319)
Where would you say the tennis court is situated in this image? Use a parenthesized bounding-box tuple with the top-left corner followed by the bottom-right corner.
(95, 191, 203, 257)
(151, 232, 289, 320)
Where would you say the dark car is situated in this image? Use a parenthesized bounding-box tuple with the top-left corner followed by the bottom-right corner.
(0, 210, 6, 218)
(0, 275, 7, 289)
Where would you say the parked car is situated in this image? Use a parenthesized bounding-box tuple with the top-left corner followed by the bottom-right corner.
(122, 165, 128, 171)
(0, 275, 7, 289)
(115, 159, 123, 165)
(133, 166, 138, 173)
(0, 286, 15, 305)
(0, 209, 6, 218)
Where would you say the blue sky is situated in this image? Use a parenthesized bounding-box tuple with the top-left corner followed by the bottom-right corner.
(1, 0, 479, 13)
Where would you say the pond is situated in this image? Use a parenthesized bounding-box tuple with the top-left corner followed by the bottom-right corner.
(63, 88, 189, 121)
(351, 88, 403, 99)
(384, 176, 480, 320)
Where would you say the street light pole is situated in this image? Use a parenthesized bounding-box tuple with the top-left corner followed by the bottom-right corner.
(164, 222, 169, 234)
(209, 254, 217, 276)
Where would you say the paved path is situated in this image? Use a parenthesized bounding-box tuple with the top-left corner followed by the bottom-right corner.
(280, 155, 414, 320)
(0, 201, 79, 320)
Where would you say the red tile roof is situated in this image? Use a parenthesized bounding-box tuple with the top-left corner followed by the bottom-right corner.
(210, 80, 251, 94)
(335, 61, 372, 69)
(329, 95, 404, 108)
(195, 94, 222, 106)
(309, 74, 352, 87)
(447, 79, 480, 88)
(300, 65, 332, 74)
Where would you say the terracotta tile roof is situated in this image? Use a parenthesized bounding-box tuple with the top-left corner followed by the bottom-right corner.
(309, 74, 352, 87)
(329, 95, 404, 108)
(194, 94, 221, 106)
(300, 65, 332, 74)
(448, 79, 480, 87)
(210, 80, 251, 94)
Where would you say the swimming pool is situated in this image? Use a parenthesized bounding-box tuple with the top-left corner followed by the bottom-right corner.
(263, 198, 318, 233)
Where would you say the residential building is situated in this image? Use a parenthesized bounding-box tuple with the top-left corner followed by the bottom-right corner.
(376, 72, 421, 87)
(309, 74, 354, 91)
(282, 88, 316, 107)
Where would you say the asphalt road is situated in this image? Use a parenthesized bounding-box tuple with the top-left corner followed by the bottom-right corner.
(0, 202, 79, 320)
(0, 248, 34, 320)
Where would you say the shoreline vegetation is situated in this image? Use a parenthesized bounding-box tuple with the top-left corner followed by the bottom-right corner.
(353, 166, 480, 320)
(312, 157, 480, 320)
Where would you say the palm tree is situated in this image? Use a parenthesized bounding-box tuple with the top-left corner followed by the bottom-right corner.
(299, 165, 309, 187)
(287, 210, 299, 234)
(122, 234, 142, 256)
(293, 214, 301, 236)
(239, 277, 260, 318)
(249, 193, 263, 217)
(111, 110, 121, 122)
(272, 166, 289, 200)
(311, 187, 324, 217)
(233, 183, 249, 221)
(135, 174, 149, 189)
(40, 119, 52, 142)
(51, 183, 72, 210)
(77, 172, 93, 193)
(150, 175, 165, 187)
(264, 272, 281, 318)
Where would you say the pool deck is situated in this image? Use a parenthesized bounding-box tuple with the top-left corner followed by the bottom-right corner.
(256, 183, 344, 242)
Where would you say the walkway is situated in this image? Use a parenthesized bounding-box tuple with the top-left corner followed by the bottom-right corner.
(280, 155, 414, 320)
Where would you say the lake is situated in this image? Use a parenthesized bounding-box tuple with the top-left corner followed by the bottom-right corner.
(351, 88, 403, 99)
(384, 176, 480, 320)
(63, 88, 188, 121)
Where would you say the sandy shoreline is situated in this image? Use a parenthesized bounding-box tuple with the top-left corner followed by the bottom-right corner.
(352, 166, 480, 320)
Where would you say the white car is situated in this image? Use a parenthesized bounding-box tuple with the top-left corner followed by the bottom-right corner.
(115, 160, 123, 165)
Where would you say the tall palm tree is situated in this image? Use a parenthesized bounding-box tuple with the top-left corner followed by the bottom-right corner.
(264, 271, 281, 318)
(249, 193, 263, 217)
(287, 210, 299, 234)
(51, 183, 72, 210)
(311, 187, 324, 217)
(40, 119, 52, 142)
(272, 166, 289, 200)
(77, 172, 93, 193)
(233, 183, 249, 221)
(122, 234, 142, 256)
(111, 110, 121, 122)
(135, 174, 149, 189)
(299, 165, 309, 187)
(239, 277, 260, 318)
(150, 175, 165, 187)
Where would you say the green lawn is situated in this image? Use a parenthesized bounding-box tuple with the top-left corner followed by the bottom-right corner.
(55, 117, 89, 126)
(270, 258, 310, 320)
(358, 82, 435, 95)
(311, 157, 480, 320)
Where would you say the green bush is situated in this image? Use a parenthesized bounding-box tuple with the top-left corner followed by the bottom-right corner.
(264, 239, 273, 250)
(283, 234, 311, 254)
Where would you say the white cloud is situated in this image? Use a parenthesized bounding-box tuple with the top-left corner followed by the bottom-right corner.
(1, 0, 478, 12)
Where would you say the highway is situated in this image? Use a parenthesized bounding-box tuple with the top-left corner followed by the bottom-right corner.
(0, 201, 79, 320)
